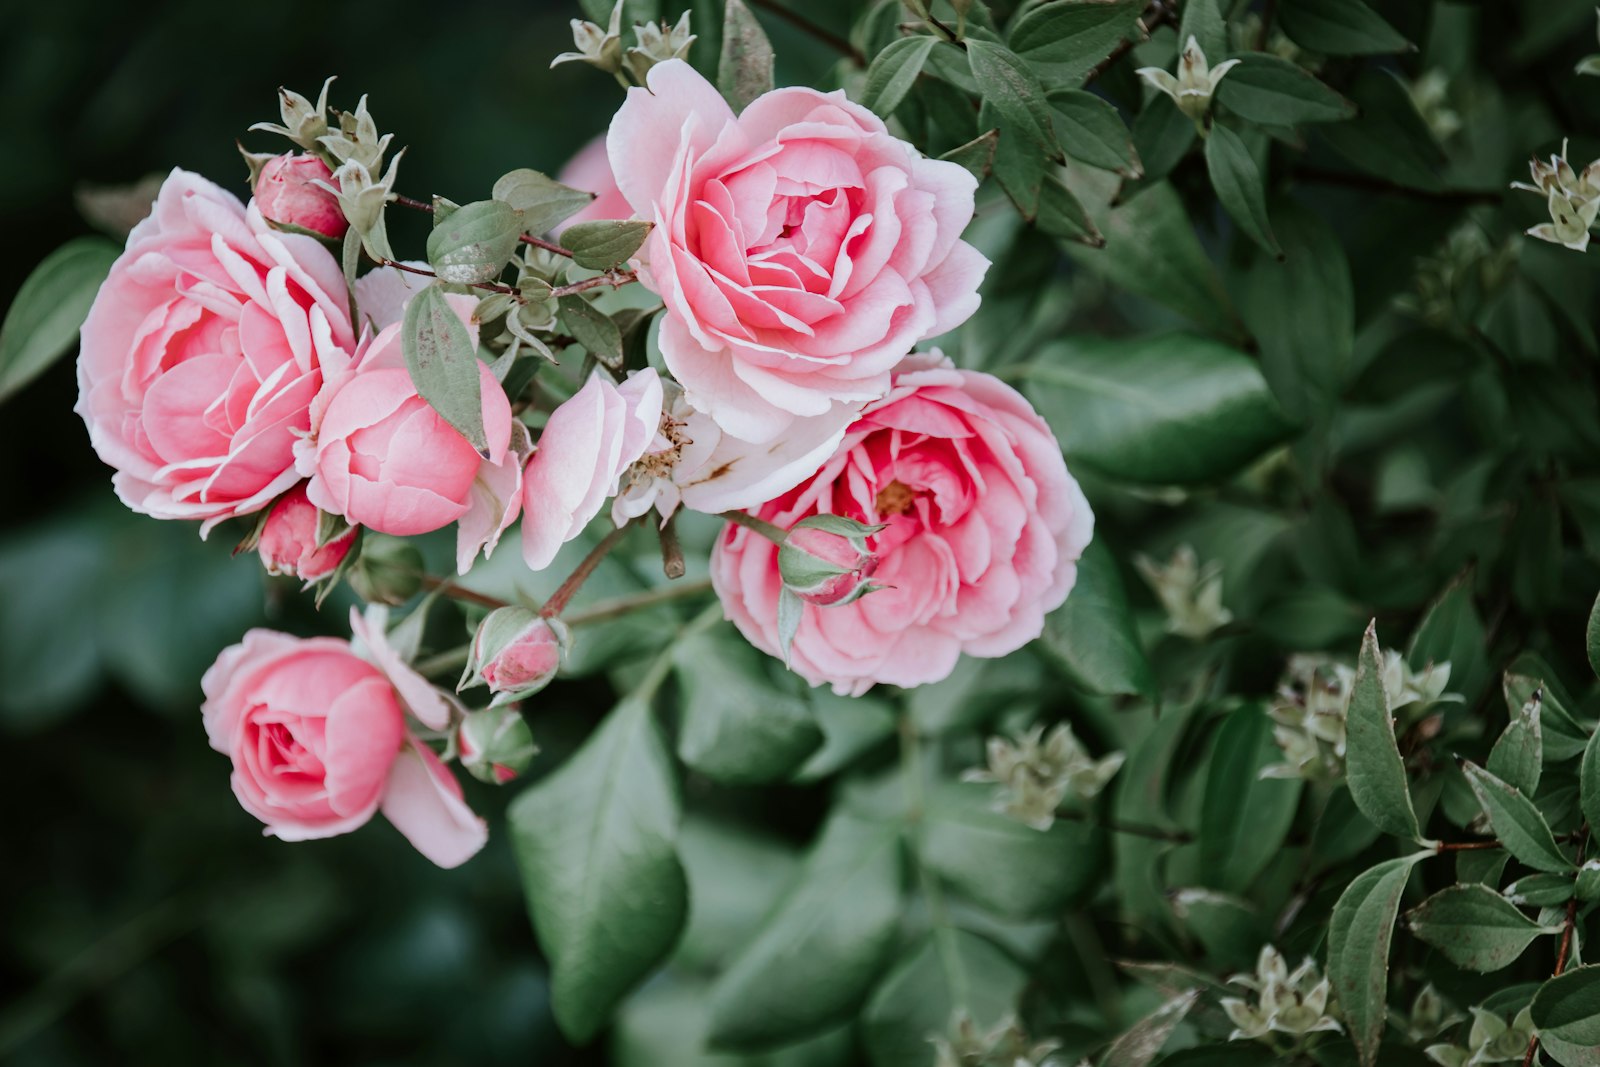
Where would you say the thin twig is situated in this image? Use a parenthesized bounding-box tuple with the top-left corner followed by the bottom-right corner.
(1434, 839, 1502, 852)
(657, 513, 686, 580)
(418, 575, 511, 611)
(562, 578, 715, 626)
(521, 233, 574, 257)
(923, 12, 968, 50)
(1054, 808, 1194, 843)
(550, 269, 638, 299)
(1256, 0, 1279, 50)
(540, 521, 637, 618)
(392, 193, 435, 213)
(1084, 0, 1177, 87)
(1293, 167, 1504, 206)
(746, 0, 866, 65)
(378, 259, 521, 295)
(719, 509, 790, 544)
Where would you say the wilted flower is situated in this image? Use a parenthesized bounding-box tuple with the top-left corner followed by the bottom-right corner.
(1136, 36, 1240, 127)
(1135, 544, 1232, 639)
(1511, 140, 1600, 252)
(316, 94, 394, 174)
(963, 723, 1124, 831)
(552, 0, 625, 76)
(931, 1011, 1064, 1067)
(1405, 985, 1466, 1044)
(623, 11, 695, 84)
(1425, 1005, 1535, 1066)
(317, 151, 406, 260)
(1220, 946, 1342, 1043)
(249, 77, 335, 152)
(1397, 222, 1519, 328)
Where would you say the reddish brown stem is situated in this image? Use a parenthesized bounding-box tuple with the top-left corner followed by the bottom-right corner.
(1433, 840, 1501, 852)
(550, 269, 638, 299)
(521, 233, 574, 257)
(418, 574, 510, 610)
(378, 259, 520, 296)
(746, 0, 865, 65)
(539, 521, 636, 619)
(1084, 0, 1176, 87)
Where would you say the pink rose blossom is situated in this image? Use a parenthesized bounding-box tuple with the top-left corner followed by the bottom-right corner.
(255, 153, 348, 239)
(552, 134, 633, 236)
(712, 355, 1094, 695)
(201, 624, 486, 868)
(780, 521, 880, 607)
(304, 295, 514, 538)
(520, 368, 663, 571)
(77, 169, 358, 533)
(607, 60, 989, 444)
(257, 483, 356, 581)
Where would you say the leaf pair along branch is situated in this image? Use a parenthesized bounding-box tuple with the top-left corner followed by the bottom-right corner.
(392, 193, 575, 258)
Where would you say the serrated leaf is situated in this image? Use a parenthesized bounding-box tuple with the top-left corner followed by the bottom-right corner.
(1463, 762, 1574, 874)
(402, 284, 488, 455)
(1487, 692, 1543, 797)
(706, 812, 901, 1050)
(1406, 884, 1560, 972)
(860, 34, 938, 118)
(1049, 89, 1141, 175)
(1581, 726, 1600, 835)
(861, 929, 1027, 1067)
(1216, 53, 1356, 125)
(557, 295, 623, 364)
(493, 168, 595, 235)
(1198, 704, 1303, 894)
(1020, 332, 1294, 485)
(673, 627, 821, 784)
(0, 236, 118, 404)
(1278, 0, 1410, 55)
(1205, 122, 1280, 256)
(718, 0, 774, 111)
(508, 692, 687, 1042)
(1007, 0, 1143, 87)
(1345, 621, 1422, 842)
(968, 40, 1059, 155)
(560, 219, 653, 270)
(1038, 537, 1155, 697)
(425, 199, 524, 285)
(1531, 966, 1600, 1048)
(1327, 852, 1427, 1067)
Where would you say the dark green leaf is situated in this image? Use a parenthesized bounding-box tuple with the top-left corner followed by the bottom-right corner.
(860, 35, 938, 119)
(1487, 691, 1543, 798)
(1345, 622, 1423, 842)
(1216, 53, 1356, 126)
(1531, 966, 1600, 1047)
(1103, 990, 1199, 1067)
(1278, 0, 1410, 55)
(1021, 332, 1294, 485)
(1587, 589, 1600, 679)
(967, 40, 1059, 155)
(1037, 172, 1103, 245)
(493, 168, 596, 235)
(425, 199, 523, 285)
(1198, 704, 1303, 893)
(1505, 872, 1576, 907)
(939, 129, 1000, 181)
(673, 627, 822, 784)
(1039, 537, 1155, 697)
(1008, 0, 1143, 87)
(508, 692, 687, 1042)
(402, 284, 488, 456)
(1405, 884, 1559, 972)
(1317, 71, 1445, 191)
(1205, 122, 1280, 256)
(861, 930, 1027, 1067)
(1463, 761, 1574, 874)
(794, 689, 897, 782)
(1049, 89, 1141, 175)
(1131, 94, 1198, 184)
(1177, 0, 1227, 63)
(560, 219, 653, 271)
(1327, 853, 1426, 1067)
(557, 295, 623, 364)
(1581, 725, 1600, 835)
(1408, 569, 1489, 706)
(718, 0, 774, 111)
(0, 236, 118, 404)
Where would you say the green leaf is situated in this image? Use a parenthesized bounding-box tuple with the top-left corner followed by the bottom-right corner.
(1103, 990, 1199, 1067)
(560, 219, 653, 271)
(1064, 182, 1240, 337)
(706, 812, 902, 1050)
(1114, 705, 1196, 937)
(1463, 762, 1574, 874)
(1487, 692, 1543, 798)
(1408, 569, 1489, 706)
(1580, 725, 1600, 836)
(402, 284, 488, 456)
(557, 295, 623, 364)
(1204, 122, 1280, 256)
(1038, 538, 1155, 697)
(1505, 660, 1593, 762)
(861, 930, 1027, 1067)
(718, 0, 774, 111)
(1327, 852, 1427, 1067)
(673, 627, 822, 784)
(1020, 332, 1294, 485)
(1587, 589, 1600, 679)
(1037, 172, 1103, 245)
(1159, 1048, 1278, 1067)
(1007, 0, 1143, 87)
(1317, 71, 1445, 191)
(794, 689, 897, 782)
(920, 781, 1104, 917)
(860, 34, 938, 119)
(1198, 704, 1303, 894)
(615, 975, 852, 1067)
(1531, 966, 1600, 1047)
(967, 40, 1059, 155)
(1405, 885, 1560, 972)
(425, 199, 523, 285)
(985, 98, 1048, 218)
(1169, 890, 1270, 972)
(1049, 89, 1141, 176)
(1177, 0, 1227, 63)
(1345, 621, 1423, 842)
(508, 691, 688, 1042)
(1131, 94, 1199, 184)
(1505, 872, 1577, 907)
(674, 817, 798, 972)
(1216, 53, 1356, 126)
(1278, 0, 1410, 55)
(0, 236, 118, 404)
(493, 168, 596, 235)
(938, 129, 1000, 181)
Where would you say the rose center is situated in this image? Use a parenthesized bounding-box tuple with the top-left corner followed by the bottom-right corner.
(875, 480, 917, 516)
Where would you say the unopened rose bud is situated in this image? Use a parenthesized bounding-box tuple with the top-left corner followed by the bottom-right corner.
(460, 607, 568, 706)
(255, 153, 348, 239)
(457, 704, 537, 785)
(258, 484, 357, 582)
(347, 534, 424, 606)
(777, 514, 885, 607)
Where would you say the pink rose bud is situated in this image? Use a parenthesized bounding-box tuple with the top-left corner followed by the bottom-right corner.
(460, 607, 568, 706)
(254, 153, 348, 239)
(457, 705, 537, 785)
(778, 514, 884, 607)
(258, 484, 357, 582)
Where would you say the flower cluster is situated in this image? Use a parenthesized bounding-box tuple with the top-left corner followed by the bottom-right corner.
(1220, 947, 1343, 1043)
(1135, 544, 1233, 639)
(963, 723, 1124, 831)
(1424, 1006, 1536, 1066)
(932, 1011, 1066, 1067)
(1510, 139, 1600, 251)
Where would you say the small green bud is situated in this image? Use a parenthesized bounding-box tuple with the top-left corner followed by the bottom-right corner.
(347, 534, 424, 605)
(457, 705, 537, 785)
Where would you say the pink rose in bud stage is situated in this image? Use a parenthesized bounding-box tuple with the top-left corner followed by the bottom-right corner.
(520, 368, 663, 571)
(712, 354, 1095, 696)
(607, 60, 989, 444)
(463, 606, 567, 705)
(257, 483, 357, 581)
(77, 169, 358, 533)
(552, 134, 633, 236)
(254, 153, 348, 239)
(303, 294, 514, 538)
(201, 619, 486, 868)
(780, 519, 881, 607)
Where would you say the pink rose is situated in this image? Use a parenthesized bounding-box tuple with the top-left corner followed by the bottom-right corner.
(607, 60, 989, 443)
(255, 153, 348, 239)
(779, 518, 881, 607)
(520, 369, 663, 570)
(305, 295, 514, 538)
(552, 134, 633, 236)
(463, 606, 567, 705)
(201, 624, 486, 868)
(77, 169, 357, 532)
(257, 483, 356, 581)
(712, 355, 1094, 695)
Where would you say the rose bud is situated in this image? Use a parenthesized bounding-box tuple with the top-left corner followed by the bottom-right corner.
(457, 705, 537, 785)
(254, 153, 348, 239)
(460, 607, 568, 706)
(258, 484, 357, 582)
(777, 515, 885, 608)
(347, 534, 424, 606)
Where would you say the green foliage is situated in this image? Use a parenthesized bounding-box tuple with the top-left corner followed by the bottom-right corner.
(401, 284, 488, 455)
(0, 236, 116, 405)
